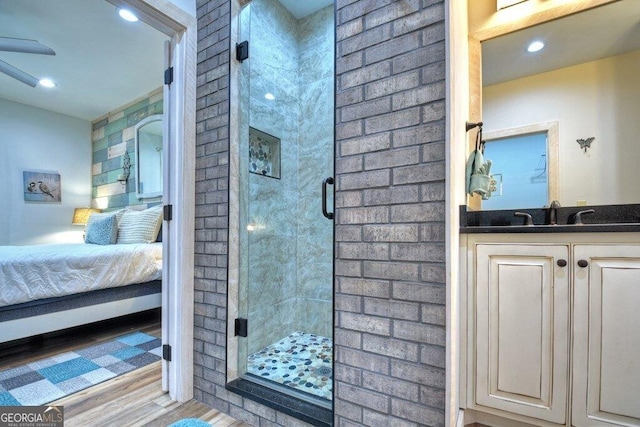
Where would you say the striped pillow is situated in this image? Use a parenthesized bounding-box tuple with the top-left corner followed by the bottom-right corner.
(117, 206, 163, 244)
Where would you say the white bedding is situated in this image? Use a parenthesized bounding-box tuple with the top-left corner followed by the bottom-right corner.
(0, 243, 162, 307)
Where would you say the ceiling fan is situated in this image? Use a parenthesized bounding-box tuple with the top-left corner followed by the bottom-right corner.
(0, 36, 55, 87)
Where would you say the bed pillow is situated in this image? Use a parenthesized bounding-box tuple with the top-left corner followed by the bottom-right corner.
(86, 209, 126, 230)
(85, 214, 118, 245)
(117, 206, 163, 244)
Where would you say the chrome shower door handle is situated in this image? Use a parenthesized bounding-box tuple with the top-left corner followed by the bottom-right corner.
(322, 177, 334, 220)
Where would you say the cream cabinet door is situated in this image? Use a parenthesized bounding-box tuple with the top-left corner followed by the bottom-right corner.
(475, 244, 570, 424)
(572, 245, 640, 426)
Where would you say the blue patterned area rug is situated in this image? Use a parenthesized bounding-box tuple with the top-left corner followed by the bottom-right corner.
(0, 332, 161, 406)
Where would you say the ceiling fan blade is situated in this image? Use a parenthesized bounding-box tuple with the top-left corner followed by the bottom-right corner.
(0, 59, 38, 87)
(0, 37, 55, 55)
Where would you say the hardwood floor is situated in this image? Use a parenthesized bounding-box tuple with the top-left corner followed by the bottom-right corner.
(0, 310, 250, 427)
(52, 361, 247, 426)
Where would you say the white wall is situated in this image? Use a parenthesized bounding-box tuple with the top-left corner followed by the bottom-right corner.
(483, 50, 640, 206)
(0, 99, 92, 245)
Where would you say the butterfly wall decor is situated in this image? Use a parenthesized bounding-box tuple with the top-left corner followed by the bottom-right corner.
(576, 137, 595, 153)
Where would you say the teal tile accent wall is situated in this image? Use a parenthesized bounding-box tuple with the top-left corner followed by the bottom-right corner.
(91, 88, 162, 210)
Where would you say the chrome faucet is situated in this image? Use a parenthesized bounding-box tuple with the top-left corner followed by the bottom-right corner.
(548, 200, 561, 225)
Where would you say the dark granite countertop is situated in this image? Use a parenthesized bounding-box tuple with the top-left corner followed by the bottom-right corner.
(460, 204, 640, 234)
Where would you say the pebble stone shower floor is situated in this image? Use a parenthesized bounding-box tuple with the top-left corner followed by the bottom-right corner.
(246, 331, 332, 400)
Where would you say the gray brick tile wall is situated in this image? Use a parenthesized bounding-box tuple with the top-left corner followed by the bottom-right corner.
(335, 1, 446, 425)
(194, 0, 232, 416)
(195, 0, 447, 425)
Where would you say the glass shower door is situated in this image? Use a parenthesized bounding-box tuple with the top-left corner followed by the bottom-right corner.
(237, 0, 335, 405)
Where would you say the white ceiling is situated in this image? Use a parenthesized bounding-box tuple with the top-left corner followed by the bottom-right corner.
(483, 0, 640, 86)
(0, 0, 169, 121)
(277, 0, 334, 19)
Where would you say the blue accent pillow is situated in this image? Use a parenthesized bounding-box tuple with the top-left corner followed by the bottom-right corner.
(85, 214, 118, 245)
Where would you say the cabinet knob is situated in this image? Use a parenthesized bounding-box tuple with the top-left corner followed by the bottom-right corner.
(557, 259, 567, 267)
(577, 259, 589, 268)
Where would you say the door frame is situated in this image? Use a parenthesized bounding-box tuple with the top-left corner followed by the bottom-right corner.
(106, 0, 197, 402)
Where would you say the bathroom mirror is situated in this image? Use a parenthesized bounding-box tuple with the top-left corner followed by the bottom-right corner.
(476, 0, 640, 209)
(135, 115, 163, 200)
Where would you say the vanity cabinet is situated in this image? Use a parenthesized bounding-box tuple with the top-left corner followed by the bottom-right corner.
(466, 238, 640, 426)
(572, 245, 640, 426)
(474, 244, 569, 424)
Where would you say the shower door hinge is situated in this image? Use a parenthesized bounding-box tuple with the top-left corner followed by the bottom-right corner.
(162, 344, 172, 362)
(235, 318, 248, 337)
(236, 41, 249, 62)
(164, 66, 174, 85)
(163, 204, 173, 221)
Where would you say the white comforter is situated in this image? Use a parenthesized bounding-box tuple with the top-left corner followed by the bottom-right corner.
(0, 243, 162, 307)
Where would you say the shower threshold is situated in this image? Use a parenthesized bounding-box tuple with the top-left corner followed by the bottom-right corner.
(246, 331, 333, 402)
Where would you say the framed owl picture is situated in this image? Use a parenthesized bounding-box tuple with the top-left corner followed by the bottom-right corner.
(23, 171, 61, 202)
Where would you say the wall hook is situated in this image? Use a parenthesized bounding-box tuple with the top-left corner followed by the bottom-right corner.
(466, 121, 483, 132)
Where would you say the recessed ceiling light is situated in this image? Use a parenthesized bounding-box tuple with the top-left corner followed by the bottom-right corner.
(264, 93, 275, 100)
(527, 40, 545, 53)
(39, 78, 56, 88)
(118, 8, 139, 22)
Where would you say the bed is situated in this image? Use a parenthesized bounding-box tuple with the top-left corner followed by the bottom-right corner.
(0, 207, 164, 343)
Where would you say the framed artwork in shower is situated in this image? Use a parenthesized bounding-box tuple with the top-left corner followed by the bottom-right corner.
(249, 127, 281, 179)
(23, 171, 61, 202)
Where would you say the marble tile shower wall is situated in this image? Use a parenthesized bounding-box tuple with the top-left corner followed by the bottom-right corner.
(244, 0, 299, 355)
(296, 5, 334, 340)
(243, 1, 333, 354)
(91, 88, 163, 210)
